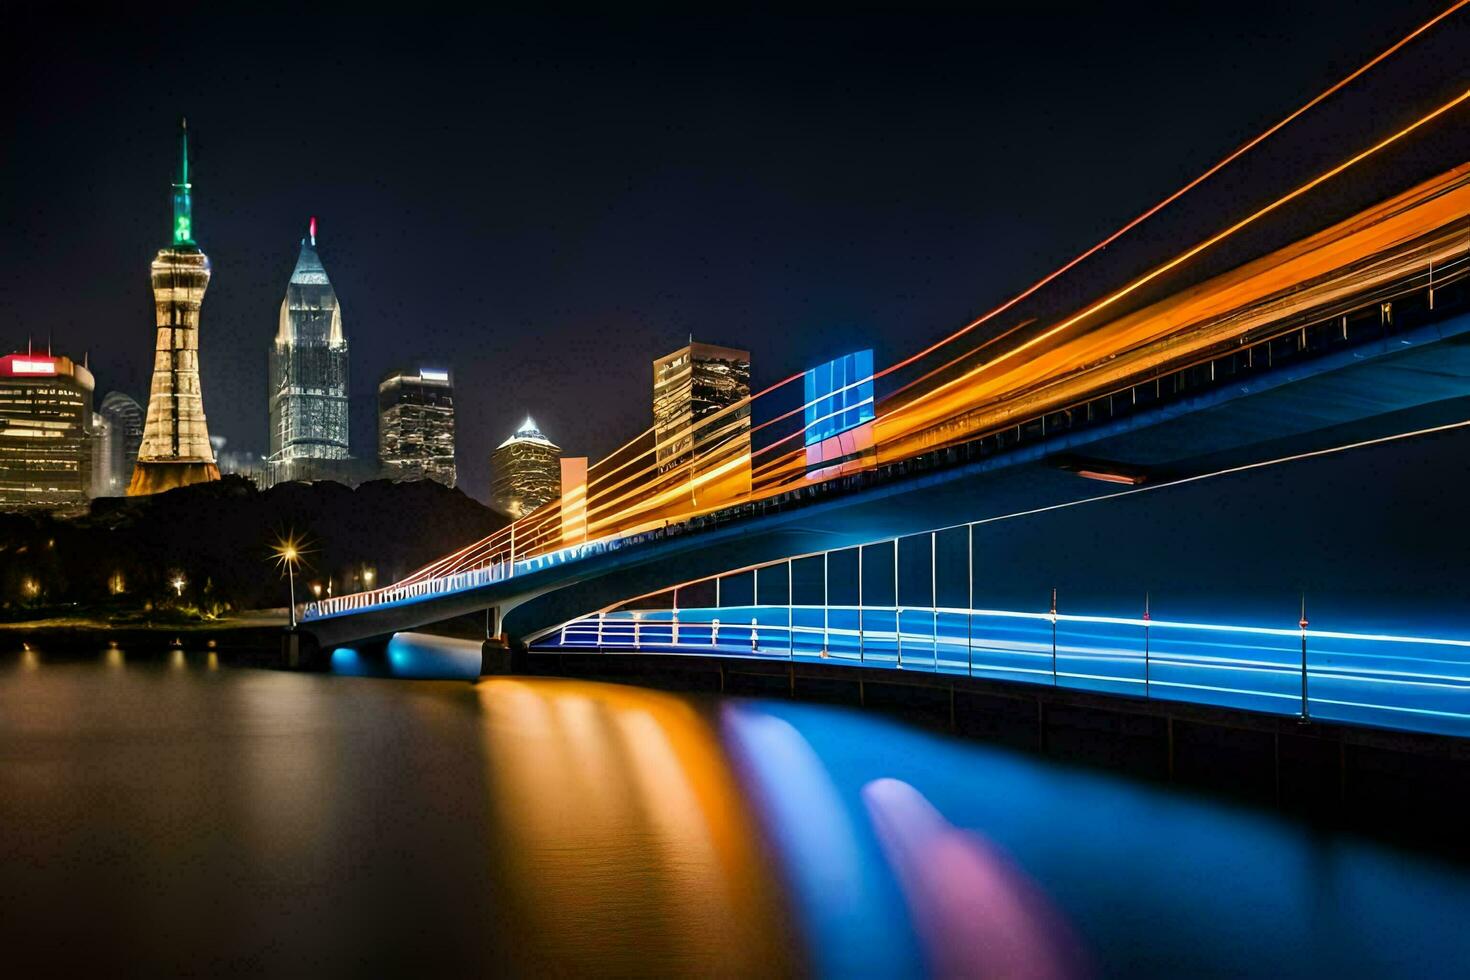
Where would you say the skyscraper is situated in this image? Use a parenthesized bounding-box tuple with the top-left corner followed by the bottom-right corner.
(0, 351, 95, 511)
(489, 416, 561, 518)
(129, 118, 220, 496)
(378, 368, 456, 487)
(98, 391, 144, 494)
(89, 411, 114, 498)
(652, 340, 752, 507)
(268, 217, 349, 484)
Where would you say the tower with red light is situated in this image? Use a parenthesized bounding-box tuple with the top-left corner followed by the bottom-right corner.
(267, 216, 350, 484)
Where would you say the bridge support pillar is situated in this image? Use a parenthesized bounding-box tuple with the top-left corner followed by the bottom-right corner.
(281, 630, 324, 671)
(480, 638, 527, 677)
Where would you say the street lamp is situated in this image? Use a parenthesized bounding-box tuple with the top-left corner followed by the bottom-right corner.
(311, 582, 322, 599)
(273, 536, 303, 629)
(172, 575, 186, 598)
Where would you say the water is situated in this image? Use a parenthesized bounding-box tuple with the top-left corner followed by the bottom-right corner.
(3, 636, 1469, 977)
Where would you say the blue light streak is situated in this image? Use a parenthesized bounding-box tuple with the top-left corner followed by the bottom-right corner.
(538, 603, 1470, 738)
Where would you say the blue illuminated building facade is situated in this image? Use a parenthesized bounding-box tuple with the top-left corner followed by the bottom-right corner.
(804, 349, 875, 477)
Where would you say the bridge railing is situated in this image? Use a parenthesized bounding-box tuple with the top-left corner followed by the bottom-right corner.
(536, 603, 1470, 739)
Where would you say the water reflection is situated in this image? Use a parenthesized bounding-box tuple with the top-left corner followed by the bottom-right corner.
(476, 678, 797, 975)
(330, 632, 481, 680)
(863, 777, 1086, 978)
(3, 639, 1470, 978)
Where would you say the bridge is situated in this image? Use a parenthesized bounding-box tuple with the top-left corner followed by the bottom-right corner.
(299, 121, 1470, 739)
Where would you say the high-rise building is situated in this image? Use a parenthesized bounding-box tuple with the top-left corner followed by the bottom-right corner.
(803, 349, 876, 479)
(652, 340, 752, 506)
(268, 217, 349, 484)
(89, 411, 114, 498)
(489, 416, 561, 518)
(130, 118, 220, 495)
(98, 391, 144, 494)
(0, 352, 96, 511)
(378, 368, 456, 487)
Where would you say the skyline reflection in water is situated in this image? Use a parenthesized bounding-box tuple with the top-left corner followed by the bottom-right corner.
(2, 638, 1470, 977)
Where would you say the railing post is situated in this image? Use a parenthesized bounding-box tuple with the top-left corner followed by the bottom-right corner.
(931, 530, 938, 672)
(858, 543, 865, 663)
(1143, 592, 1151, 698)
(1299, 594, 1310, 722)
(787, 560, 794, 659)
(894, 538, 902, 667)
(967, 523, 974, 677)
(1050, 587, 1058, 685)
(822, 551, 830, 657)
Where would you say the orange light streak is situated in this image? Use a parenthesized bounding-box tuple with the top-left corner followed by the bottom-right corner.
(880, 88, 1470, 450)
(355, 5, 1470, 597)
(871, 0, 1470, 383)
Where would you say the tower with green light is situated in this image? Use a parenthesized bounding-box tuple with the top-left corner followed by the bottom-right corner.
(129, 118, 221, 495)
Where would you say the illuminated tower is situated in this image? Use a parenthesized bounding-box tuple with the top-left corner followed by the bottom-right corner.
(490, 416, 561, 517)
(129, 118, 220, 495)
(268, 217, 349, 484)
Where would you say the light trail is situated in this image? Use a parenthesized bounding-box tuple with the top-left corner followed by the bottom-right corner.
(871, 0, 1470, 383)
(878, 89, 1470, 455)
(341, 6, 1470, 599)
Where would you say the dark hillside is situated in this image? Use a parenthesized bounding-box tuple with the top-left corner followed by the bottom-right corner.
(0, 478, 507, 617)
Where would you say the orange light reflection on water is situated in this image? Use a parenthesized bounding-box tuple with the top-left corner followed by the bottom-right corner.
(474, 678, 798, 976)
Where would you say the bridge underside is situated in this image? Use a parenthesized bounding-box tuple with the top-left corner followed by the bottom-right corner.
(299, 310, 1470, 654)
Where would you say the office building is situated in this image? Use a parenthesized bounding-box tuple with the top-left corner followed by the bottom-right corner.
(89, 411, 114, 498)
(652, 340, 751, 506)
(803, 349, 876, 478)
(130, 118, 220, 495)
(98, 391, 144, 494)
(490, 416, 561, 518)
(0, 352, 96, 510)
(267, 217, 350, 484)
(378, 368, 456, 486)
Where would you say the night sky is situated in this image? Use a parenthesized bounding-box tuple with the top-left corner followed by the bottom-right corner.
(3, 2, 1467, 501)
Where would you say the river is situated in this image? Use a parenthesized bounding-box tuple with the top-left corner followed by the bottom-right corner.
(2, 634, 1468, 977)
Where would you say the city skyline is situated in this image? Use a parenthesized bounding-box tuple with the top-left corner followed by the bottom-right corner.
(7, 4, 1468, 501)
(6, 6, 1470, 978)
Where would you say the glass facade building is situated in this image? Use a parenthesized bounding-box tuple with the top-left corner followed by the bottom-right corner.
(98, 391, 144, 496)
(378, 368, 456, 487)
(804, 349, 875, 477)
(0, 352, 96, 511)
(130, 118, 220, 495)
(653, 342, 751, 467)
(490, 416, 561, 518)
(652, 341, 751, 508)
(268, 218, 349, 484)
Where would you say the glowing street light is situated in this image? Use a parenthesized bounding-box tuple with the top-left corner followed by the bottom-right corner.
(273, 534, 305, 630)
(172, 575, 186, 598)
(311, 582, 322, 599)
